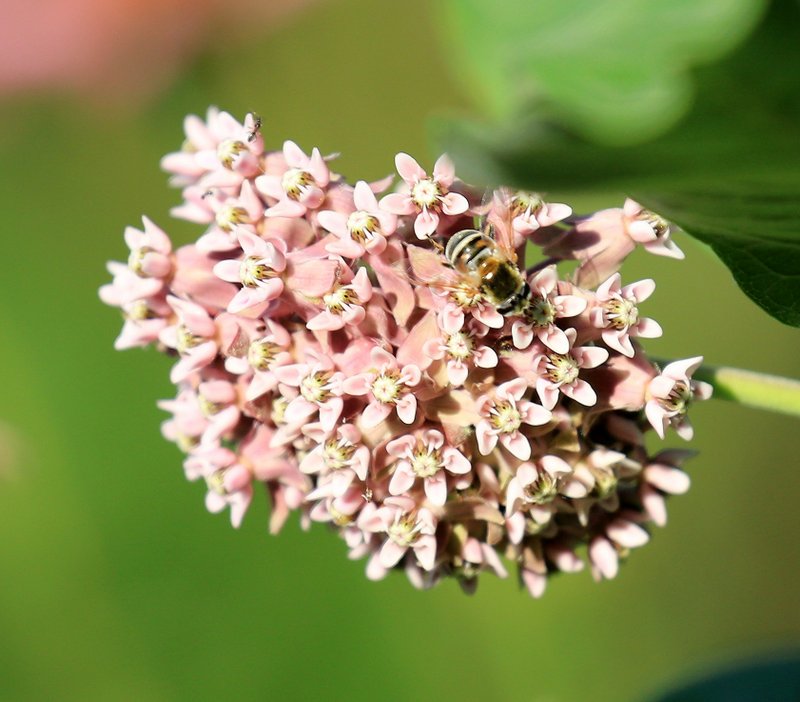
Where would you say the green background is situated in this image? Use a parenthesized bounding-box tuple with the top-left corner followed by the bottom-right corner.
(0, 0, 798, 700)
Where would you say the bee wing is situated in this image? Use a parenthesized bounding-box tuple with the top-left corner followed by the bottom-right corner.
(406, 244, 463, 289)
(485, 187, 518, 264)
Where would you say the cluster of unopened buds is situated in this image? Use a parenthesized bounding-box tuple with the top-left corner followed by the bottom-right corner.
(101, 108, 712, 597)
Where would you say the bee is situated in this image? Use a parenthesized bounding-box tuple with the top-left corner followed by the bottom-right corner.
(407, 190, 531, 318)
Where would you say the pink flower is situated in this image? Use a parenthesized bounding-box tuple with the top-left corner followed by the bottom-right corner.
(318, 180, 397, 258)
(640, 449, 693, 526)
(422, 319, 498, 386)
(185, 445, 253, 529)
(196, 379, 241, 445)
(511, 265, 587, 353)
(358, 496, 438, 571)
(386, 428, 471, 506)
(591, 273, 662, 356)
(534, 329, 609, 409)
(505, 455, 573, 543)
(300, 423, 370, 498)
(273, 350, 344, 434)
(341, 347, 421, 428)
(379, 153, 468, 238)
(158, 296, 220, 383)
(123, 216, 173, 279)
(507, 191, 572, 237)
(645, 357, 713, 440)
(623, 199, 685, 260)
(213, 230, 286, 314)
(476, 379, 552, 461)
(589, 517, 650, 581)
(256, 140, 331, 218)
(306, 266, 373, 331)
(225, 321, 293, 402)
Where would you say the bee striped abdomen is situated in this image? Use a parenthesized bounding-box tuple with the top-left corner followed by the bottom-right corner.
(444, 228, 528, 315)
(445, 229, 492, 272)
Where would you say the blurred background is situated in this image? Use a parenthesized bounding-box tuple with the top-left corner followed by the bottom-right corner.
(0, 0, 798, 700)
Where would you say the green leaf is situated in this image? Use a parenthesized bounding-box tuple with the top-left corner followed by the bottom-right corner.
(635, 177, 800, 327)
(438, 0, 764, 144)
(649, 654, 800, 702)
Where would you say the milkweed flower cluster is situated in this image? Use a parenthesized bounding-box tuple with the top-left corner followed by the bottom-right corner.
(100, 108, 712, 597)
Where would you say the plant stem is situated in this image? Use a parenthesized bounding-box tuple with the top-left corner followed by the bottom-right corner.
(694, 364, 800, 418)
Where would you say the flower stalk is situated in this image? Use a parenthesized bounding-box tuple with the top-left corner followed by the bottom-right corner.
(693, 364, 800, 418)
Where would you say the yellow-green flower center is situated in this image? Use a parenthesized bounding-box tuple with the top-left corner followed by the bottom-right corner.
(176, 324, 203, 355)
(128, 247, 152, 276)
(217, 139, 247, 169)
(346, 211, 380, 243)
(524, 472, 557, 505)
(450, 282, 482, 310)
(323, 437, 357, 470)
(445, 332, 474, 361)
(216, 205, 249, 232)
(198, 394, 224, 418)
(604, 297, 639, 330)
(410, 445, 443, 478)
(239, 256, 274, 288)
(371, 370, 403, 404)
(301, 371, 334, 404)
(271, 396, 289, 425)
(411, 178, 441, 208)
(281, 168, 315, 200)
(126, 300, 154, 321)
(527, 295, 556, 327)
(545, 353, 579, 385)
(511, 191, 544, 216)
(661, 380, 693, 415)
(489, 400, 522, 434)
(248, 339, 280, 371)
(388, 513, 422, 546)
(323, 287, 359, 314)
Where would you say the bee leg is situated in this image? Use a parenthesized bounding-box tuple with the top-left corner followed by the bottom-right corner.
(425, 235, 445, 254)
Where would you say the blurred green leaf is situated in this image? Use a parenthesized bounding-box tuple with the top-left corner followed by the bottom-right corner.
(648, 653, 800, 702)
(637, 178, 800, 326)
(438, 0, 764, 144)
(435, 0, 800, 191)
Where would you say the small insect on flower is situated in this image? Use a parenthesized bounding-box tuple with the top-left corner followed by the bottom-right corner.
(247, 113, 262, 143)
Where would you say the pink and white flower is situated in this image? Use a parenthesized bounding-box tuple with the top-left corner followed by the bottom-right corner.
(623, 198, 685, 260)
(256, 140, 331, 218)
(422, 320, 498, 386)
(379, 153, 468, 238)
(511, 265, 587, 353)
(213, 230, 286, 314)
(306, 266, 373, 331)
(158, 296, 220, 383)
(273, 350, 345, 434)
(358, 496, 438, 571)
(342, 347, 421, 428)
(591, 273, 662, 357)
(300, 423, 370, 498)
(505, 455, 573, 543)
(386, 429, 471, 506)
(319, 180, 397, 258)
(475, 379, 552, 461)
(645, 357, 713, 440)
(507, 191, 572, 237)
(533, 329, 609, 409)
